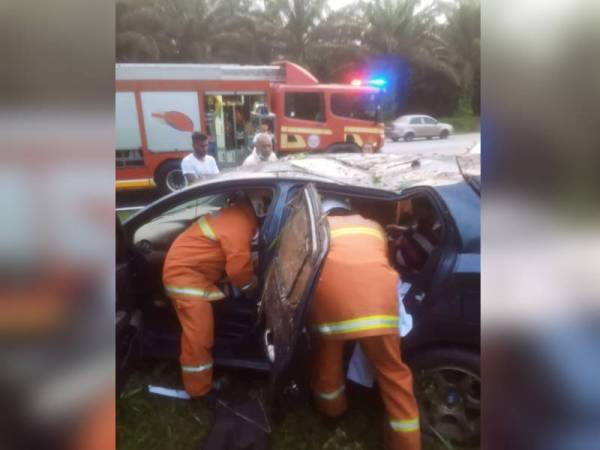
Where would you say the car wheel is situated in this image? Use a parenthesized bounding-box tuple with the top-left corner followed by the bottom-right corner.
(404, 132, 415, 142)
(426, 136, 433, 140)
(391, 136, 399, 142)
(440, 129, 450, 139)
(408, 348, 480, 448)
(155, 160, 185, 195)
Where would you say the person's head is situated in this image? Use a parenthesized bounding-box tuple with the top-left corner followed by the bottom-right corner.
(259, 123, 269, 133)
(255, 133, 273, 160)
(321, 195, 352, 216)
(230, 191, 257, 220)
(192, 132, 209, 158)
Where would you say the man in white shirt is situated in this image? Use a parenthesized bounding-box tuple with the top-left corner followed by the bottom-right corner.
(243, 133, 278, 166)
(181, 132, 219, 185)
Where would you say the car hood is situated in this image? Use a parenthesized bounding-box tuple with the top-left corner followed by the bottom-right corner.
(186, 153, 479, 194)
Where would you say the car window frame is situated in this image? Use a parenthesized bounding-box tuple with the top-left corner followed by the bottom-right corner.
(284, 91, 326, 123)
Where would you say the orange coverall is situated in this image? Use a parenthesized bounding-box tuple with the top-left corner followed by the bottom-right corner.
(163, 203, 257, 396)
(309, 214, 421, 450)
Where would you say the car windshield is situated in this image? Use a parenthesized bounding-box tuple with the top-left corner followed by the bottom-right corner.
(331, 92, 380, 121)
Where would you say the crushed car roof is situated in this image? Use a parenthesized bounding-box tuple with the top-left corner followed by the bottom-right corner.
(187, 153, 481, 194)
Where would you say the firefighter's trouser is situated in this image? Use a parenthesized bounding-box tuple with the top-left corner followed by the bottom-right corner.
(311, 334, 421, 450)
(169, 295, 214, 397)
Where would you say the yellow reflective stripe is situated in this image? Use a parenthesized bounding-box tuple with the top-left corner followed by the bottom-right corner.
(197, 216, 217, 241)
(330, 226, 385, 242)
(315, 315, 399, 335)
(282, 126, 332, 135)
(344, 133, 364, 146)
(344, 126, 382, 134)
(280, 133, 307, 149)
(165, 285, 225, 300)
(318, 385, 345, 400)
(115, 178, 156, 190)
(390, 418, 420, 432)
(182, 362, 213, 373)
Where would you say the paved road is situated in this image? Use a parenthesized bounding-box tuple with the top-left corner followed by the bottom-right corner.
(381, 132, 479, 156)
(117, 133, 480, 209)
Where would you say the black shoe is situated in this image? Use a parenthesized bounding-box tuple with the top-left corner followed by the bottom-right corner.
(190, 389, 218, 411)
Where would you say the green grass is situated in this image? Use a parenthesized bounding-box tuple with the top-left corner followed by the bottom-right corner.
(438, 115, 480, 134)
(118, 362, 457, 450)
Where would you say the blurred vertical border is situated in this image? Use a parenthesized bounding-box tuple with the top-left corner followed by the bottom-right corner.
(483, 1, 600, 449)
(0, 0, 115, 449)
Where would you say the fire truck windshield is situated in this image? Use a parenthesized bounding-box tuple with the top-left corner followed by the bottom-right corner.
(331, 92, 381, 122)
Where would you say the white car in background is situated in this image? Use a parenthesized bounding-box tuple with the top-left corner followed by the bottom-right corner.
(386, 114, 454, 142)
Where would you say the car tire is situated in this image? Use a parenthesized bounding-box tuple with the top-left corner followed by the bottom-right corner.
(404, 132, 415, 142)
(407, 347, 480, 448)
(426, 136, 432, 140)
(155, 160, 185, 195)
(391, 136, 399, 142)
(440, 129, 450, 139)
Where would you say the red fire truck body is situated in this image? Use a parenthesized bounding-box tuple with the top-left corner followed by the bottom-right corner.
(116, 61, 384, 193)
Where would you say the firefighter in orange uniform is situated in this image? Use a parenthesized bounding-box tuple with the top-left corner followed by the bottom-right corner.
(163, 196, 258, 397)
(309, 197, 421, 450)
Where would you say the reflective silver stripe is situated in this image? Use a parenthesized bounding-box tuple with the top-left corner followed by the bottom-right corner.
(318, 385, 345, 400)
(241, 278, 257, 290)
(182, 362, 213, 373)
(165, 285, 225, 300)
(197, 216, 218, 241)
(390, 418, 420, 432)
(412, 232, 434, 254)
(315, 315, 399, 336)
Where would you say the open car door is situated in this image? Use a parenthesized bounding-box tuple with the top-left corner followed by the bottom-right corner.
(260, 183, 329, 406)
(116, 216, 142, 394)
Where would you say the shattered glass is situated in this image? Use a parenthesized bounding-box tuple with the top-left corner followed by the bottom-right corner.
(260, 185, 328, 375)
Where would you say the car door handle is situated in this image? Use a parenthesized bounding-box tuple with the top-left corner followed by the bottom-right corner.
(264, 329, 275, 363)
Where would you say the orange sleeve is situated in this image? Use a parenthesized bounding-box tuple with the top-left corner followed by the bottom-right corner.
(213, 205, 257, 288)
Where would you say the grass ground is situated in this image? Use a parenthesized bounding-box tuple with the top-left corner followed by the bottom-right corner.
(117, 361, 451, 450)
(437, 115, 480, 134)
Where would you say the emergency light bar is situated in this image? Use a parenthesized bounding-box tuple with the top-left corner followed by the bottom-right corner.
(368, 78, 387, 87)
(349, 78, 387, 87)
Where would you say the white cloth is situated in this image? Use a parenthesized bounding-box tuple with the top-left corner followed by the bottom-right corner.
(181, 154, 219, 179)
(346, 281, 413, 388)
(242, 150, 278, 166)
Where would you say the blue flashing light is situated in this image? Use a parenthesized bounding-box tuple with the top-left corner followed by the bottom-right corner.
(368, 78, 387, 87)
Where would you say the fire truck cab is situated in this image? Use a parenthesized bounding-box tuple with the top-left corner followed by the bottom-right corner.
(116, 61, 384, 194)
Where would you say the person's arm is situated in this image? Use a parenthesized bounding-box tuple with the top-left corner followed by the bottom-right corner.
(215, 210, 256, 288)
(211, 157, 220, 174)
(184, 173, 197, 184)
(181, 158, 198, 185)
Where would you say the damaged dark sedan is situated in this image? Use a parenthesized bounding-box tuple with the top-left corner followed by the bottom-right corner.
(117, 152, 480, 446)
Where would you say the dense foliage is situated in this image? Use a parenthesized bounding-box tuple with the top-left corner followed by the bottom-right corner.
(117, 0, 480, 117)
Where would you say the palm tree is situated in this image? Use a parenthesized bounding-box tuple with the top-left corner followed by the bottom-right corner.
(261, 0, 329, 65)
(117, 0, 259, 63)
(438, 0, 480, 113)
(358, 0, 461, 116)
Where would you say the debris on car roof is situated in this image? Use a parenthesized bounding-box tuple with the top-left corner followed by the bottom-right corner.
(285, 153, 472, 192)
(188, 153, 479, 194)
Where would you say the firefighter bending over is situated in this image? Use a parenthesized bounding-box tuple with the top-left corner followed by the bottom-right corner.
(309, 196, 421, 450)
(162, 193, 258, 398)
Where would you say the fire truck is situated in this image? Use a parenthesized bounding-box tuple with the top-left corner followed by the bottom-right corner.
(116, 61, 384, 194)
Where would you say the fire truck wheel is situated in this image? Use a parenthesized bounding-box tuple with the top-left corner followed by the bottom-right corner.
(326, 143, 361, 153)
(155, 160, 185, 195)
